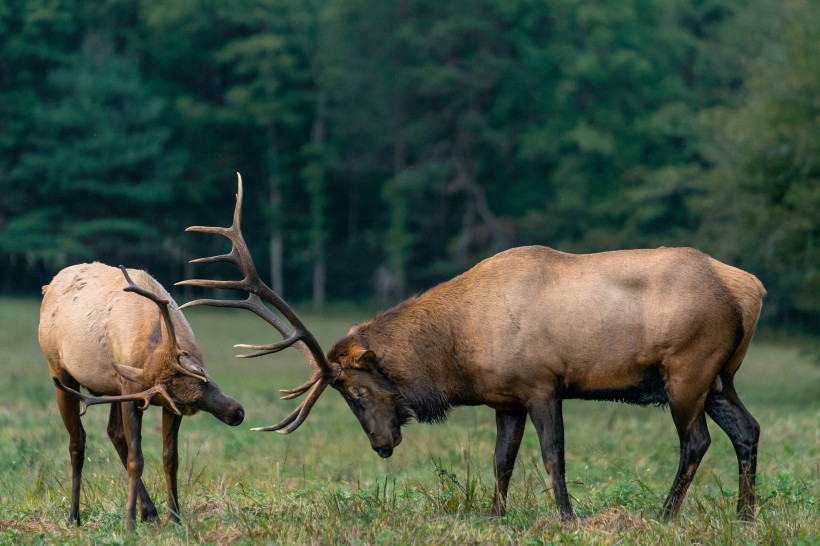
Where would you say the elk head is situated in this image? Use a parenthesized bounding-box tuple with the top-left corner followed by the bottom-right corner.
(326, 333, 416, 458)
(121, 267, 244, 425)
(178, 174, 412, 454)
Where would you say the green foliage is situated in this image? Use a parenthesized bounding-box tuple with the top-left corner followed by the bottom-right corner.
(696, 0, 820, 324)
(0, 0, 83, 249)
(0, 0, 816, 328)
(5, 33, 182, 269)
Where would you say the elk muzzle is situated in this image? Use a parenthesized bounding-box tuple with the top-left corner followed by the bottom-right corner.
(369, 422, 402, 458)
(197, 382, 245, 426)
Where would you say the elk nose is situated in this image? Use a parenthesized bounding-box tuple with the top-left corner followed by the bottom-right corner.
(229, 406, 245, 426)
(375, 446, 393, 459)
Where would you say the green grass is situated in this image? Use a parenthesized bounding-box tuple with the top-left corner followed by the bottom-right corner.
(0, 297, 817, 545)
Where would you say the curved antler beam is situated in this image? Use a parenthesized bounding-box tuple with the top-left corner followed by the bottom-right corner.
(120, 266, 207, 383)
(53, 376, 181, 417)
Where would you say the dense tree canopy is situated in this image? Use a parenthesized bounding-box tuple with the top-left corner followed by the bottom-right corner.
(0, 0, 816, 329)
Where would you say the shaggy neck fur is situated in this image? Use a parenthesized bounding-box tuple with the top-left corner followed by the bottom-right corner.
(360, 290, 477, 424)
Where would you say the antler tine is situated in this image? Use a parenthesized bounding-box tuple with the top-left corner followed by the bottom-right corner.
(175, 278, 248, 292)
(251, 379, 330, 434)
(189, 246, 243, 267)
(278, 370, 323, 400)
(179, 297, 252, 311)
(53, 376, 181, 417)
(185, 225, 232, 236)
(234, 332, 302, 357)
(189, 254, 234, 264)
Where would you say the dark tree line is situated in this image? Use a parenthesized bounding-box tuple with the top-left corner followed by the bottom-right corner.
(0, 0, 816, 329)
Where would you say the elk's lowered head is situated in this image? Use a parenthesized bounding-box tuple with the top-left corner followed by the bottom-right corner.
(114, 268, 245, 427)
(325, 330, 416, 458)
(158, 359, 245, 426)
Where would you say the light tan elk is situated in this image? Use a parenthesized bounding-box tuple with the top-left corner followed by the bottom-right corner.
(39, 263, 245, 530)
(182, 174, 764, 522)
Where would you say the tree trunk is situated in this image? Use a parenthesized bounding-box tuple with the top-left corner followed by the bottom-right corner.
(310, 89, 327, 311)
(387, 95, 408, 298)
(269, 179, 284, 296)
(453, 156, 509, 266)
(267, 125, 285, 296)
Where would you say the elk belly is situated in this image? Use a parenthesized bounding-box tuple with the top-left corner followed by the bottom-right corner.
(562, 364, 668, 406)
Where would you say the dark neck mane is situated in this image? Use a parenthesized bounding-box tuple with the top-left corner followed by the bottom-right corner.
(364, 293, 473, 424)
(395, 377, 452, 424)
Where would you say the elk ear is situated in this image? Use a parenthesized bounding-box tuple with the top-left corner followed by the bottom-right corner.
(113, 364, 145, 384)
(354, 350, 378, 370)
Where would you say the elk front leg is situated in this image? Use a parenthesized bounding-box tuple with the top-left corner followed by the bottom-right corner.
(121, 401, 145, 532)
(162, 408, 183, 524)
(705, 384, 759, 521)
(491, 408, 527, 516)
(529, 394, 574, 521)
(107, 404, 158, 522)
(53, 373, 86, 526)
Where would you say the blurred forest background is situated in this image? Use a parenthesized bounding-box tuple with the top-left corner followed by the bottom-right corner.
(0, 0, 817, 331)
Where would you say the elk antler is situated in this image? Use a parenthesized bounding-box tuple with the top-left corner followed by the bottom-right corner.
(119, 266, 207, 383)
(53, 376, 181, 417)
(177, 173, 339, 434)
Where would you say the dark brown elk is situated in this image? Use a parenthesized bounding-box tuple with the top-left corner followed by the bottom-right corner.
(39, 263, 244, 530)
(182, 174, 765, 522)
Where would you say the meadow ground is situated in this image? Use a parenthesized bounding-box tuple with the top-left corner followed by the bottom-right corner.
(0, 297, 817, 545)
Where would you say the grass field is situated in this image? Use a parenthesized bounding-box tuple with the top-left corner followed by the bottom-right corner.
(0, 297, 817, 545)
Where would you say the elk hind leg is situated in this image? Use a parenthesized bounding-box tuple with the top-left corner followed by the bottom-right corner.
(705, 383, 759, 521)
(107, 404, 158, 522)
(529, 394, 574, 521)
(491, 408, 527, 516)
(54, 373, 86, 526)
(661, 379, 711, 521)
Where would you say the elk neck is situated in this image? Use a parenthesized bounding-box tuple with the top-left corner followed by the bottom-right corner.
(360, 292, 480, 423)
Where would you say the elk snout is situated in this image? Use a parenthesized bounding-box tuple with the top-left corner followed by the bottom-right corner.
(371, 429, 401, 459)
(211, 397, 244, 426)
(198, 384, 245, 426)
(223, 402, 245, 426)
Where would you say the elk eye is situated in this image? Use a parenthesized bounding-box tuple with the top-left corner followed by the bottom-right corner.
(350, 386, 367, 399)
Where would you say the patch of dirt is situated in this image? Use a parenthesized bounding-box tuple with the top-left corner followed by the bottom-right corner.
(200, 527, 247, 545)
(0, 519, 60, 534)
(576, 506, 647, 532)
(187, 497, 229, 519)
(0, 518, 103, 534)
